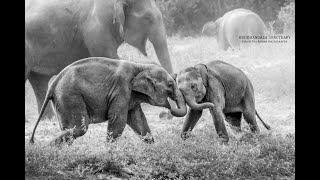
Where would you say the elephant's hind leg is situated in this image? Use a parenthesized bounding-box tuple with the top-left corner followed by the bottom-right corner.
(29, 71, 55, 120)
(242, 101, 260, 133)
(127, 105, 154, 143)
(51, 97, 90, 147)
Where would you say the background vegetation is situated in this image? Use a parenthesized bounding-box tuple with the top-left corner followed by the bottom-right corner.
(156, 0, 295, 36)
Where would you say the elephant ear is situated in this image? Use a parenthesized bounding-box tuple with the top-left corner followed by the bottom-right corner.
(198, 64, 208, 87)
(113, 0, 127, 39)
(213, 18, 222, 32)
(131, 71, 156, 99)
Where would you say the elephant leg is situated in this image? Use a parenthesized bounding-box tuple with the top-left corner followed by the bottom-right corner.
(181, 109, 203, 140)
(51, 97, 90, 147)
(243, 109, 260, 133)
(218, 33, 230, 50)
(225, 112, 242, 132)
(28, 71, 55, 120)
(229, 33, 240, 49)
(106, 102, 128, 142)
(127, 105, 154, 143)
(242, 98, 260, 133)
(209, 106, 229, 143)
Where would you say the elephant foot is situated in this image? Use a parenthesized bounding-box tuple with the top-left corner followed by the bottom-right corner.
(219, 137, 229, 145)
(217, 132, 229, 144)
(106, 135, 118, 143)
(142, 136, 154, 144)
(180, 132, 191, 140)
(50, 137, 74, 148)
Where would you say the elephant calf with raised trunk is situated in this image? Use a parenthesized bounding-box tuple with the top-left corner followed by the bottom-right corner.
(29, 57, 187, 146)
(175, 60, 270, 143)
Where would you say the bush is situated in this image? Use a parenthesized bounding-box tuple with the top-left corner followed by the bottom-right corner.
(157, 0, 294, 36)
(277, 2, 295, 33)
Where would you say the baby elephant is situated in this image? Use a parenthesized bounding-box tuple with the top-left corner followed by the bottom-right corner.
(30, 57, 187, 146)
(175, 60, 270, 143)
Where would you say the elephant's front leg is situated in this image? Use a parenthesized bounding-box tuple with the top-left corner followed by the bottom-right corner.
(209, 106, 229, 143)
(181, 109, 203, 140)
(127, 105, 154, 143)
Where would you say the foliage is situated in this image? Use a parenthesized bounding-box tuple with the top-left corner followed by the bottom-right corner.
(25, 130, 295, 179)
(156, 0, 295, 36)
(277, 2, 295, 33)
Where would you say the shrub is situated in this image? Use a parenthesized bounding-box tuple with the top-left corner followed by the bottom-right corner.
(277, 2, 295, 33)
(156, 0, 294, 36)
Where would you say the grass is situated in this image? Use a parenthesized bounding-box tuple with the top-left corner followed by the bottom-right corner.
(25, 34, 295, 179)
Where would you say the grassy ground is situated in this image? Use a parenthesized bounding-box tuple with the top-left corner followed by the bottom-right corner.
(25, 35, 295, 179)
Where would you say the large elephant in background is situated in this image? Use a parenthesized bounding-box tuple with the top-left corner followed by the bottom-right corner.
(202, 8, 268, 50)
(30, 57, 187, 146)
(25, 0, 173, 121)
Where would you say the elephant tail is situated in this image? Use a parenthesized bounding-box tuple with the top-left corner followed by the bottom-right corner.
(29, 87, 54, 144)
(255, 110, 271, 130)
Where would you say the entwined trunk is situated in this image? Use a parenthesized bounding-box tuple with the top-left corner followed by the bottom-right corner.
(168, 83, 187, 117)
(184, 94, 214, 110)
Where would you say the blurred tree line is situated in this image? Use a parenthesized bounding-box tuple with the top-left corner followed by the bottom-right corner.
(156, 0, 295, 36)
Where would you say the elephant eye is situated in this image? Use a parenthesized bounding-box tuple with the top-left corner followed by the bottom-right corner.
(144, 12, 154, 24)
(191, 83, 197, 90)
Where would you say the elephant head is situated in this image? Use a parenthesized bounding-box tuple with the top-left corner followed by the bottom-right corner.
(201, 18, 221, 37)
(131, 65, 187, 117)
(175, 65, 214, 110)
(114, 0, 173, 73)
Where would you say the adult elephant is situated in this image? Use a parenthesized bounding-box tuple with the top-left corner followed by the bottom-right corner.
(29, 57, 187, 146)
(201, 8, 268, 50)
(25, 0, 173, 121)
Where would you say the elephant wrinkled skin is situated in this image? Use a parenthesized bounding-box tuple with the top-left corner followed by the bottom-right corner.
(29, 57, 187, 146)
(25, 0, 173, 121)
(201, 8, 268, 50)
(176, 60, 270, 143)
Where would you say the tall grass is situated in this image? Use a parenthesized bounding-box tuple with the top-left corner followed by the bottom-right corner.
(25, 35, 295, 179)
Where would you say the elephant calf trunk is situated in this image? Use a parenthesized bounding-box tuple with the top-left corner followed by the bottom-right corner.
(168, 99, 186, 117)
(168, 87, 187, 117)
(184, 95, 214, 111)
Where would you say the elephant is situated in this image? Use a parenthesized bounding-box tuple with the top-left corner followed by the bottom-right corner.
(201, 8, 268, 50)
(175, 60, 270, 143)
(29, 57, 187, 146)
(25, 0, 174, 121)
